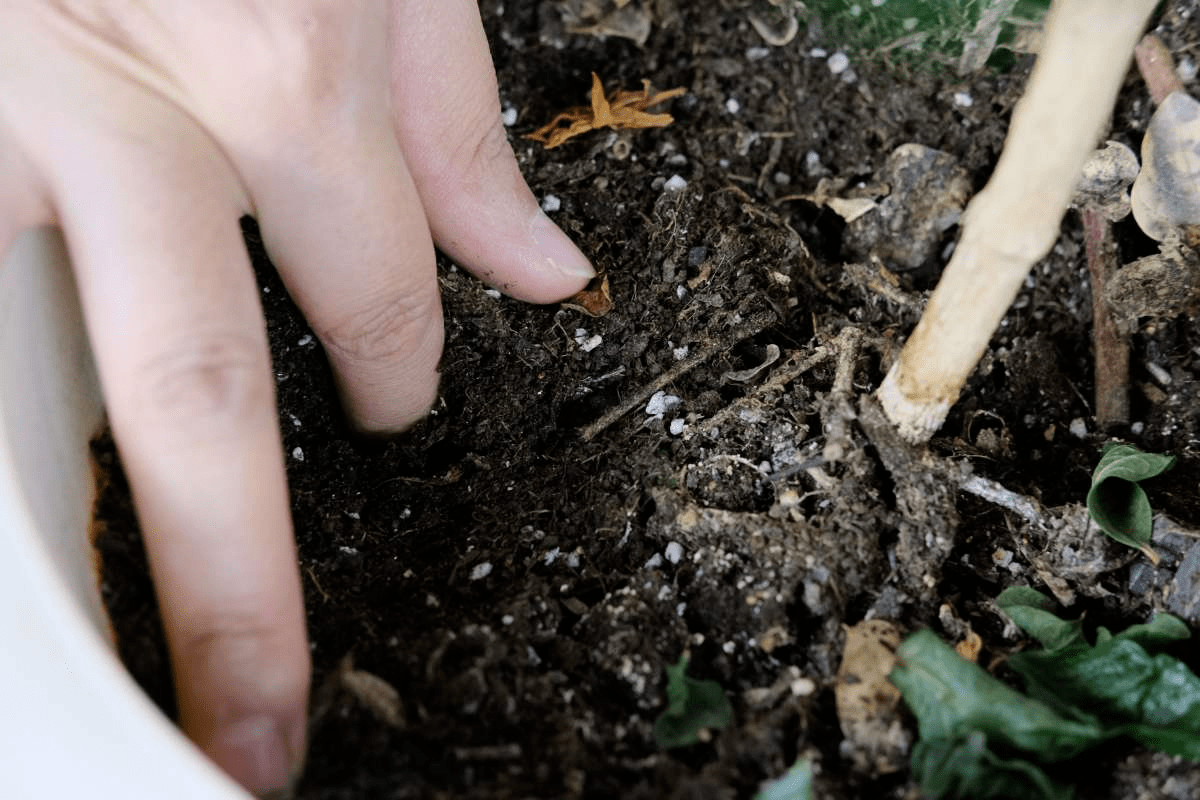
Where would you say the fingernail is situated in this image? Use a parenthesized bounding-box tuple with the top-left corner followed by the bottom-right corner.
(531, 211, 596, 281)
(216, 716, 303, 798)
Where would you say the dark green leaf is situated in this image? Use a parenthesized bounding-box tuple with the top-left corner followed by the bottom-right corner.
(911, 733, 1073, 800)
(1009, 638, 1200, 760)
(890, 629, 1104, 760)
(653, 656, 733, 749)
(1086, 443, 1175, 550)
(997, 587, 1088, 654)
(1000, 588, 1200, 761)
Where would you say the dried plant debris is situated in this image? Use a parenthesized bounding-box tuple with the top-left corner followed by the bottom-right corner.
(561, 274, 613, 317)
(1072, 141, 1139, 222)
(1105, 231, 1200, 324)
(835, 619, 910, 776)
(558, 0, 654, 45)
(1131, 90, 1200, 242)
(526, 73, 686, 149)
(841, 144, 971, 271)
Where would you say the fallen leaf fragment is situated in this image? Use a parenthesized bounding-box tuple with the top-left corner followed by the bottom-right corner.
(1131, 90, 1200, 242)
(526, 73, 686, 149)
(954, 629, 983, 663)
(835, 619, 909, 775)
(561, 274, 613, 317)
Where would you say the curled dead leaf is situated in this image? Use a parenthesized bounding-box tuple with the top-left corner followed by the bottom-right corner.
(562, 275, 613, 317)
(526, 73, 687, 149)
(835, 619, 910, 775)
(954, 629, 983, 663)
(1131, 91, 1200, 241)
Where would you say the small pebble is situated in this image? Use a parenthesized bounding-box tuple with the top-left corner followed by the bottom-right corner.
(1069, 418, 1088, 439)
(574, 328, 603, 352)
(541, 194, 561, 213)
(501, 106, 519, 127)
(953, 91, 974, 108)
(1178, 57, 1197, 83)
(1147, 361, 1173, 386)
(484, 289, 502, 299)
(669, 418, 686, 436)
(645, 553, 663, 569)
(809, 47, 827, 58)
(673, 345, 690, 361)
(297, 334, 313, 346)
(1131, 421, 1145, 435)
(664, 541, 684, 564)
(470, 562, 493, 581)
(663, 174, 688, 192)
(646, 390, 682, 417)
(746, 46, 770, 61)
(725, 97, 741, 114)
(291, 447, 304, 462)
(827, 52, 850, 75)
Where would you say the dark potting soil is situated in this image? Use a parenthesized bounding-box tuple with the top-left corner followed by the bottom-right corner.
(92, 2, 1200, 798)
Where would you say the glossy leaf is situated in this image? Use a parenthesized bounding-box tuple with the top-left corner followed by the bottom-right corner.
(1086, 443, 1175, 550)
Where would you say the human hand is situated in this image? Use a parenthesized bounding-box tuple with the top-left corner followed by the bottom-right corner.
(0, 1, 593, 794)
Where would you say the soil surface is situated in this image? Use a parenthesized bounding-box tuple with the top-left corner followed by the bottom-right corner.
(92, 2, 1200, 798)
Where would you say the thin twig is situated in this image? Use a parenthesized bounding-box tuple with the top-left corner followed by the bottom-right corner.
(580, 310, 775, 441)
(685, 343, 832, 441)
(959, 474, 1044, 524)
(823, 327, 863, 463)
(1083, 208, 1129, 427)
(1135, 34, 1186, 106)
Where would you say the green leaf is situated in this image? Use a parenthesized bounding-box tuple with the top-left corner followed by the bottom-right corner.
(754, 759, 813, 800)
(1086, 443, 1175, 551)
(1000, 588, 1200, 761)
(890, 629, 1104, 760)
(653, 656, 733, 749)
(997, 587, 1088, 654)
(911, 733, 1073, 800)
(1009, 639, 1200, 760)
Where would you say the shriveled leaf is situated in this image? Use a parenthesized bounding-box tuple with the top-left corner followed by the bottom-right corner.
(653, 656, 733, 749)
(1086, 443, 1175, 551)
(890, 629, 1104, 760)
(526, 73, 686, 149)
(911, 733, 1072, 800)
(754, 758, 814, 800)
(1131, 91, 1200, 241)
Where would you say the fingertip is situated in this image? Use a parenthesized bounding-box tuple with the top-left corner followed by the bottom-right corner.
(527, 210, 596, 299)
(209, 712, 307, 797)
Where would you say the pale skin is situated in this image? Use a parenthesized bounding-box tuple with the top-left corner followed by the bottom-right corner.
(0, 1, 594, 795)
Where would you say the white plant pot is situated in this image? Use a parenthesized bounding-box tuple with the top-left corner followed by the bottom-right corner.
(0, 228, 248, 799)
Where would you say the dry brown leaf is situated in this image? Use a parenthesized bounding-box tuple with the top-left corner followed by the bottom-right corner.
(526, 73, 686, 149)
(835, 619, 910, 775)
(562, 274, 613, 317)
(954, 629, 983, 663)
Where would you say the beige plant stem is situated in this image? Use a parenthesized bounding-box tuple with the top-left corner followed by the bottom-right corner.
(877, 0, 1158, 443)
